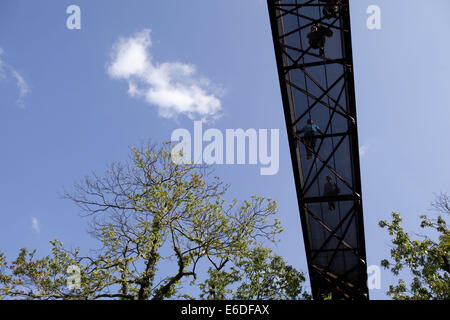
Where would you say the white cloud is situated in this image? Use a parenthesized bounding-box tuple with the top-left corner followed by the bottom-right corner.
(0, 48, 29, 108)
(107, 30, 222, 121)
(31, 217, 40, 233)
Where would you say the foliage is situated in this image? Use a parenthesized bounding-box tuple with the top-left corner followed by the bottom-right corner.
(379, 193, 450, 300)
(0, 142, 307, 300)
(198, 246, 311, 300)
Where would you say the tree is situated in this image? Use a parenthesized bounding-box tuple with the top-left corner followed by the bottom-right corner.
(198, 246, 310, 300)
(0, 142, 308, 300)
(379, 193, 450, 300)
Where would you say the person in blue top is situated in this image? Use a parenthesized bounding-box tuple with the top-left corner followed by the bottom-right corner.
(298, 119, 323, 160)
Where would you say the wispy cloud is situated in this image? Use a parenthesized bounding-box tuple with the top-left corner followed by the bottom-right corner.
(107, 29, 222, 121)
(12, 70, 29, 109)
(31, 217, 41, 233)
(0, 48, 30, 108)
(359, 144, 369, 157)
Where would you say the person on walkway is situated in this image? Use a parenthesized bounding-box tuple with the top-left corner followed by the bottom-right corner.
(298, 119, 322, 160)
(320, 0, 342, 20)
(307, 24, 333, 56)
(323, 174, 340, 211)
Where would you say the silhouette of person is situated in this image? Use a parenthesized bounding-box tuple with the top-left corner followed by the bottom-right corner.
(307, 24, 333, 56)
(320, 0, 342, 19)
(298, 119, 322, 160)
(323, 174, 340, 211)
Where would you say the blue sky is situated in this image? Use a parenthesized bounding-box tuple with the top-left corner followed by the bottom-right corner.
(0, 0, 449, 299)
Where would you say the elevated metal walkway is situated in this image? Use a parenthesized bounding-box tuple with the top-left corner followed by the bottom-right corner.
(267, 0, 369, 299)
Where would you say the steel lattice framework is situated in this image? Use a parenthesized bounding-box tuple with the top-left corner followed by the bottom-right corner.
(267, 0, 369, 299)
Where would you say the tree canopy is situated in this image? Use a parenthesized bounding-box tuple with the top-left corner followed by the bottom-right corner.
(379, 193, 450, 300)
(0, 143, 308, 300)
